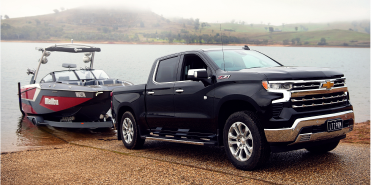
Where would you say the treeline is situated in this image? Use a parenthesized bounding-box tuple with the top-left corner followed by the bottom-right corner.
(1, 23, 64, 40)
(143, 32, 250, 44)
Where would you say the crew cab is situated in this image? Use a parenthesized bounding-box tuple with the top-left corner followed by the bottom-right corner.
(111, 46, 354, 170)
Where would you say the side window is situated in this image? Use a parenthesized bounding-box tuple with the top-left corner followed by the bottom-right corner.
(181, 54, 209, 81)
(155, 57, 179, 83)
(40, 73, 54, 83)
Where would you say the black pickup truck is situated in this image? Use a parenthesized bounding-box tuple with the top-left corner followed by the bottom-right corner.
(111, 46, 354, 170)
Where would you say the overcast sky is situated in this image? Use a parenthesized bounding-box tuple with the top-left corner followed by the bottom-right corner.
(1, 0, 369, 25)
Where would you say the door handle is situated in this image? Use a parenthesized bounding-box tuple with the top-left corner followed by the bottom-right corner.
(175, 89, 184, 93)
(147, 91, 154, 95)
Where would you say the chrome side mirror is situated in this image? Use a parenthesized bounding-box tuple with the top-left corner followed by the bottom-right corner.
(187, 69, 208, 79)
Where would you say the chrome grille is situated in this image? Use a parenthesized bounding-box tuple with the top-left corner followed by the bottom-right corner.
(292, 82, 321, 91)
(333, 78, 346, 87)
(286, 78, 346, 91)
(291, 92, 348, 110)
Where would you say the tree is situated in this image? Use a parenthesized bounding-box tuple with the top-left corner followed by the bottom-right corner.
(295, 38, 300, 44)
(4, 15, 9, 19)
(35, 19, 41, 25)
(318, 38, 327, 45)
(53, 9, 59, 14)
(291, 38, 296, 45)
(102, 27, 110, 33)
(295, 27, 298, 31)
(264, 27, 268, 31)
(283, 39, 289, 45)
(60, 7, 65, 11)
(194, 18, 200, 32)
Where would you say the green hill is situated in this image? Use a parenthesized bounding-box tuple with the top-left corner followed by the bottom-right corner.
(1, 7, 370, 47)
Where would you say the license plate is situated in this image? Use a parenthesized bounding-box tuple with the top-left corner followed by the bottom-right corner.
(327, 119, 343, 132)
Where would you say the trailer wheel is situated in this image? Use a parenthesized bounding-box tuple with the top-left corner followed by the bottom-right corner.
(120, 111, 145, 149)
(223, 111, 270, 171)
(32, 118, 38, 125)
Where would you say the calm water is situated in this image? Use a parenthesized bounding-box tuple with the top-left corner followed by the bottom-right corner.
(1, 42, 370, 152)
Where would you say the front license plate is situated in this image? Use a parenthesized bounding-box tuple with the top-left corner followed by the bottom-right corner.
(327, 119, 343, 132)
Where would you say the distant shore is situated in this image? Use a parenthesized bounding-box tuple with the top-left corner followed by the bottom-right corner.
(2, 40, 369, 48)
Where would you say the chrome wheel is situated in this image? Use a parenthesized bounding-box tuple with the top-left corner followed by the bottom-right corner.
(228, 122, 253, 161)
(122, 118, 134, 144)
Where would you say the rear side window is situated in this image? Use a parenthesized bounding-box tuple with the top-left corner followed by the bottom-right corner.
(155, 57, 179, 83)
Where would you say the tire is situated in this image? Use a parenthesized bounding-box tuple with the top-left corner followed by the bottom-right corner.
(120, 111, 145, 149)
(31, 118, 38, 125)
(305, 140, 340, 153)
(223, 111, 270, 171)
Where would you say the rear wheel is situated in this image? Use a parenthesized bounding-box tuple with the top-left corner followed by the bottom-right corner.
(223, 111, 270, 171)
(305, 140, 340, 153)
(120, 111, 145, 149)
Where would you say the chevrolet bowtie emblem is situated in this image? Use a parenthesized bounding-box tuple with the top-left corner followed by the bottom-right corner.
(322, 81, 334, 89)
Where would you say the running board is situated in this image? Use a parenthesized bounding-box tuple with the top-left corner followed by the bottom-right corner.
(145, 136, 218, 146)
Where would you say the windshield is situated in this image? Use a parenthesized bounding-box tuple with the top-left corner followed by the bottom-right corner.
(54, 71, 78, 81)
(205, 50, 281, 71)
(91, 70, 110, 79)
(75, 70, 95, 80)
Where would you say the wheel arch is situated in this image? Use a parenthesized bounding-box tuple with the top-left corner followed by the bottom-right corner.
(216, 95, 261, 146)
(116, 104, 136, 140)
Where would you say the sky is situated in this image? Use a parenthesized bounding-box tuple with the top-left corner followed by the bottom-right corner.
(1, 0, 369, 25)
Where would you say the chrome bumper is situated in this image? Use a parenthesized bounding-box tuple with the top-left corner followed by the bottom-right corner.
(264, 110, 354, 144)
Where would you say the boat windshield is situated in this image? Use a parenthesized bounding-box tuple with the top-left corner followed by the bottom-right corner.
(204, 50, 281, 71)
(91, 70, 110, 79)
(75, 70, 95, 80)
(55, 71, 79, 81)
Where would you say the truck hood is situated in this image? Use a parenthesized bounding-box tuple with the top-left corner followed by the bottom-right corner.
(238, 66, 344, 80)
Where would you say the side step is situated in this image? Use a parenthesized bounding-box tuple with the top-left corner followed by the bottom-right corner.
(145, 136, 218, 146)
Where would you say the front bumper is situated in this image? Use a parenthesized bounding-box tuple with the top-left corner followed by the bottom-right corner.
(264, 110, 354, 144)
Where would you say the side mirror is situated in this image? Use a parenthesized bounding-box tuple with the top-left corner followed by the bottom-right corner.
(187, 69, 208, 79)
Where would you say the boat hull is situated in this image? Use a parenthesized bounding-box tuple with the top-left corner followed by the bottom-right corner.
(21, 85, 112, 122)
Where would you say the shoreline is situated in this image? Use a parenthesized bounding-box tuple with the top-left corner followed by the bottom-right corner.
(2, 40, 369, 48)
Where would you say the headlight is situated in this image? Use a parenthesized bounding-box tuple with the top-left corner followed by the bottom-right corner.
(262, 81, 293, 90)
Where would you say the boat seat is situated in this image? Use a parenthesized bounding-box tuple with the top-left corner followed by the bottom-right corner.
(83, 80, 96, 86)
(68, 82, 80, 85)
(58, 76, 70, 81)
(97, 79, 114, 85)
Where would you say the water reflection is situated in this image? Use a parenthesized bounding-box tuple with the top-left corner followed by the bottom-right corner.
(2, 115, 117, 152)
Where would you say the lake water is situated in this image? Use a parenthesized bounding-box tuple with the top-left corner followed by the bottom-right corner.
(1, 42, 370, 152)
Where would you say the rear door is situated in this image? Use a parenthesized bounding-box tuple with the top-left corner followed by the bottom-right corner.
(145, 56, 180, 128)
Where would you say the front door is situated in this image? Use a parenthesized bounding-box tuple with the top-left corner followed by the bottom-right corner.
(172, 53, 215, 133)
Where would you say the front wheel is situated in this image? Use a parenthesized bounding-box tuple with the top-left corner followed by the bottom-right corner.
(120, 111, 145, 149)
(223, 111, 270, 171)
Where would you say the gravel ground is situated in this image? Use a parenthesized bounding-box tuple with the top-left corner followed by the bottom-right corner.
(2, 136, 369, 184)
(1, 144, 268, 184)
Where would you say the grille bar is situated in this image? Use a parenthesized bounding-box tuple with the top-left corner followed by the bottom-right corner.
(292, 99, 347, 108)
(291, 93, 347, 102)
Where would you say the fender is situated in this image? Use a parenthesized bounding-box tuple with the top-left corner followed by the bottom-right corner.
(113, 91, 149, 138)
